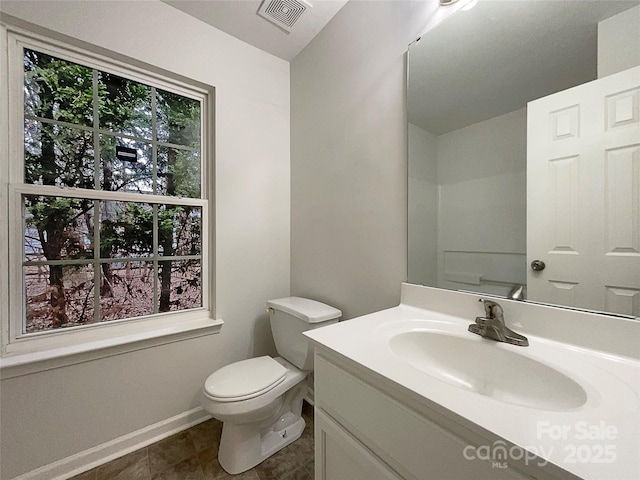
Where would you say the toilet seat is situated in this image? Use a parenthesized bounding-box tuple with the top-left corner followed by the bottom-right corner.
(204, 356, 286, 402)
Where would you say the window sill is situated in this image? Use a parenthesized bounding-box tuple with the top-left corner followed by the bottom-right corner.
(0, 316, 223, 379)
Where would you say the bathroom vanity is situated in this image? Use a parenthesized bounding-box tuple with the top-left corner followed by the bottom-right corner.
(305, 284, 640, 480)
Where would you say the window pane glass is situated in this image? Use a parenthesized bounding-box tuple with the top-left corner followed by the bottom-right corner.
(98, 71, 152, 139)
(156, 89, 201, 148)
(157, 146, 201, 198)
(19, 46, 207, 336)
(99, 201, 153, 258)
(24, 263, 95, 333)
(99, 261, 154, 321)
(24, 120, 94, 188)
(24, 48, 93, 126)
(24, 195, 95, 262)
(100, 135, 153, 194)
(158, 205, 201, 256)
(158, 259, 201, 313)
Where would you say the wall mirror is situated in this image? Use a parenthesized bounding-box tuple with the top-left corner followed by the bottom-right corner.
(407, 0, 640, 318)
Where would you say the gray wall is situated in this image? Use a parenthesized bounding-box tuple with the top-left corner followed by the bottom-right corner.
(408, 108, 527, 296)
(436, 108, 527, 296)
(408, 122, 438, 287)
(290, 0, 438, 319)
(598, 5, 640, 78)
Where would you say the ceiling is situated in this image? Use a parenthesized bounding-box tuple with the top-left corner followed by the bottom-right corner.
(408, 0, 640, 135)
(163, 0, 349, 61)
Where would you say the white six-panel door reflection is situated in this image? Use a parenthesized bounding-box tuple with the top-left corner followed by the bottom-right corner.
(527, 66, 640, 316)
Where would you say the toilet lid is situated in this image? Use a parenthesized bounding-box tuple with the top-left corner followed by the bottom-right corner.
(204, 356, 286, 401)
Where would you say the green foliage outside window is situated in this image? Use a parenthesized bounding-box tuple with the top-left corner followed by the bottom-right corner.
(22, 48, 204, 333)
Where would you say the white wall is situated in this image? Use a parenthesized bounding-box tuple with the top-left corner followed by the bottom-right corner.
(0, 1, 290, 478)
(408, 123, 438, 286)
(290, 0, 438, 320)
(598, 5, 640, 78)
(407, 109, 526, 296)
(437, 108, 527, 295)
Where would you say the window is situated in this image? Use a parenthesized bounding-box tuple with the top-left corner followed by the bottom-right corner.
(2, 28, 214, 357)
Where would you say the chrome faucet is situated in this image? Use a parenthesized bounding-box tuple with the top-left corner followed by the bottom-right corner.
(508, 284, 525, 301)
(468, 298, 529, 346)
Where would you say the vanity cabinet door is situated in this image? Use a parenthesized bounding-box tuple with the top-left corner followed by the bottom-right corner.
(314, 354, 534, 480)
(315, 408, 404, 480)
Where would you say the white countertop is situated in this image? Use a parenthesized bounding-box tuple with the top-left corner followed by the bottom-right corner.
(305, 285, 640, 480)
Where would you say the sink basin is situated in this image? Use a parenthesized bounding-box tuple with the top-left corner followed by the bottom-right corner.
(389, 330, 587, 411)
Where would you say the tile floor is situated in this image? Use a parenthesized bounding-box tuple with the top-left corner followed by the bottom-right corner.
(70, 402, 315, 480)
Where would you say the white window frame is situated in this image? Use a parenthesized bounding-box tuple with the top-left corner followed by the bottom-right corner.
(0, 25, 220, 371)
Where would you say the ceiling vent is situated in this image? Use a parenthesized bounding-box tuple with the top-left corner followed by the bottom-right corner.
(257, 0, 311, 33)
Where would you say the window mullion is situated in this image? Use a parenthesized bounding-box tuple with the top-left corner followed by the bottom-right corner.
(24, 115, 95, 135)
(25, 114, 167, 148)
(156, 140, 197, 153)
(93, 200, 101, 324)
(151, 86, 158, 194)
(151, 86, 159, 314)
(92, 69, 101, 324)
(7, 37, 24, 184)
(23, 255, 201, 267)
(153, 204, 159, 314)
(12, 184, 206, 207)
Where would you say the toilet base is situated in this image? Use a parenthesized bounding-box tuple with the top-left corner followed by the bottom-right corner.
(218, 413, 306, 474)
(215, 377, 308, 475)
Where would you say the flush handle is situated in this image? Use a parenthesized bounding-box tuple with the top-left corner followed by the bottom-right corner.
(530, 260, 546, 271)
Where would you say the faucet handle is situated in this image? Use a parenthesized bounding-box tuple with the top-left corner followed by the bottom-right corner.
(479, 298, 503, 319)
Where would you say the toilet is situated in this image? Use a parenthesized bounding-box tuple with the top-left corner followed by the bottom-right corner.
(200, 296, 341, 474)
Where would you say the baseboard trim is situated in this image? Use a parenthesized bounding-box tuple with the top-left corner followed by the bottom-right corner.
(11, 406, 211, 480)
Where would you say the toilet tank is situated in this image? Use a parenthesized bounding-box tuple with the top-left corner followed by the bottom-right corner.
(267, 297, 341, 371)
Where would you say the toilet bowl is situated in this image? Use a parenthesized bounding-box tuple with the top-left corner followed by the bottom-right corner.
(200, 297, 341, 474)
(202, 356, 307, 474)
